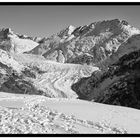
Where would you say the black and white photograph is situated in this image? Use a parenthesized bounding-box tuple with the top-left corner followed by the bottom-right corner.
(0, 2, 139, 136)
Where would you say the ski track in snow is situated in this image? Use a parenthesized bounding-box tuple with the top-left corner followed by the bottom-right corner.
(0, 93, 130, 134)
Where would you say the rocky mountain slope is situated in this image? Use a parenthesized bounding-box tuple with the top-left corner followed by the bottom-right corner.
(72, 34, 140, 109)
(0, 19, 140, 134)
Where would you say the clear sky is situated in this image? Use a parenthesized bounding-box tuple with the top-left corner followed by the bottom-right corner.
(0, 5, 140, 38)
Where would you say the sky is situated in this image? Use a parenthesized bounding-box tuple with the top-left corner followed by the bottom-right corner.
(0, 5, 140, 38)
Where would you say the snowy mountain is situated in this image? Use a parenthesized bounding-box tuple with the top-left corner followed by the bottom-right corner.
(0, 19, 140, 134)
(26, 19, 140, 66)
(0, 28, 39, 54)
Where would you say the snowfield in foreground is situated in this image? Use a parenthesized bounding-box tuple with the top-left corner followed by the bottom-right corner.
(0, 92, 140, 134)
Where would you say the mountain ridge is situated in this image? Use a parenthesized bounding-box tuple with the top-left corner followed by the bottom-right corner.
(25, 19, 140, 66)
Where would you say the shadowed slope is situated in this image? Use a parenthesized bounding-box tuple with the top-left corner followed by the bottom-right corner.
(72, 34, 140, 109)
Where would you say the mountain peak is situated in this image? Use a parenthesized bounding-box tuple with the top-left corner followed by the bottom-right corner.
(57, 25, 76, 38)
(67, 25, 76, 34)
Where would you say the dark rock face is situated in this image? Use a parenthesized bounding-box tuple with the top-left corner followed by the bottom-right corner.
(72, 48, 140, 109)
(0, 28, 12, 40)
